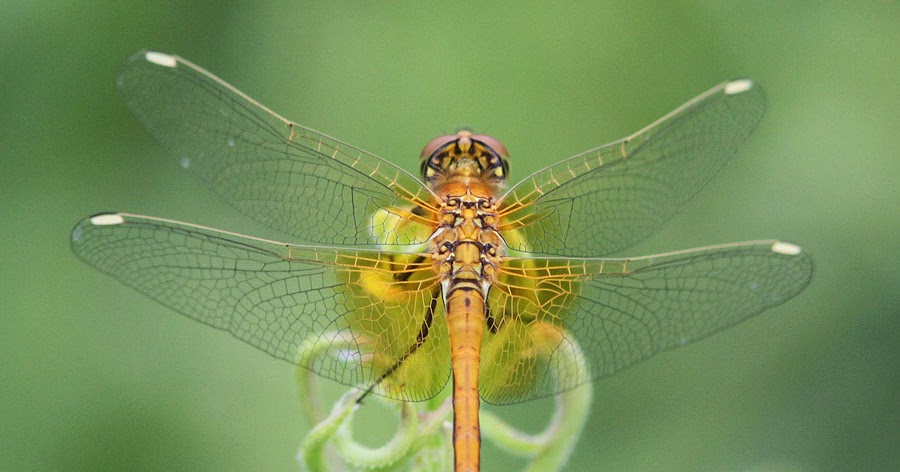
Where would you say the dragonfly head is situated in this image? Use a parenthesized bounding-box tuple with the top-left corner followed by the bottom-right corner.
(419, 130, 510, 188)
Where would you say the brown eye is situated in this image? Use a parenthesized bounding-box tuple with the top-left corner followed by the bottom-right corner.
(420, 135, 459, 159)
(471, 134, 509, 159)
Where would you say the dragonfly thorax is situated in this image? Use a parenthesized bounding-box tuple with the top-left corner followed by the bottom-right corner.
(420, 130, 510, 190)
(430, 188, 504, 298)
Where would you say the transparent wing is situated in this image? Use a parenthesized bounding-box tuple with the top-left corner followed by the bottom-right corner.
(480, 240, 812, 404)
(70, 212, 448, 402)
(118, 51, 436, 246)
(499, 80, 765, 257)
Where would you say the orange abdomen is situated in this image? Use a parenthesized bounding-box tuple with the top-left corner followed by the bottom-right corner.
(446, 288, 486, 472)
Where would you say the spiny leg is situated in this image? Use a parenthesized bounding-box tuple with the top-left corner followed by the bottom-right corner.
(358, 289, 439, 402)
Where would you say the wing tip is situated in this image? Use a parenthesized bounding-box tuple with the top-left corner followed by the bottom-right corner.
(71, 213, 124, 247)
(724, 79, 754, 95)
(144, 51, 178, 68)
(770, 241, 803, 256)
(88, 213, 126, 226)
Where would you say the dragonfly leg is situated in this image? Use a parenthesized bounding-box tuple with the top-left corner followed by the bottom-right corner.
(485, 301, 500, 334)
(358, 291, 439, 402)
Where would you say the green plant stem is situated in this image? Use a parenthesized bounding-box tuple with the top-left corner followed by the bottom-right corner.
(299, 390, 358, 472)
(332, 399, 418, 469)
(481, 338, 592, 471)
(295, 331, 591, 471)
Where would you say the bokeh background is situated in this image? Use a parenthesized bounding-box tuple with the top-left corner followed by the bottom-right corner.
(2, 2, 897, 471)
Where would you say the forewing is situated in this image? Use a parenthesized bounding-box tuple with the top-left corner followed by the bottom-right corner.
(70, 212, 448, 402)
(118, 51, 435, 246)
(500, 80, 765, 256)
(481, 240, 812, 404)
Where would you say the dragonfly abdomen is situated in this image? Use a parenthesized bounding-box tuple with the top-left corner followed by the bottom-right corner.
(446, 287, 485, 472)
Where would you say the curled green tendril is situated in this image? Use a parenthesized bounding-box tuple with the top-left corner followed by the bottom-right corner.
(295, 332, 590, 471)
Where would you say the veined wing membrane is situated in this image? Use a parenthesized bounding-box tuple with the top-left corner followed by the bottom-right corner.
(480, 240, 812, 404)
(118, 51, 435, 246)
(499, 80, 765, 257)
(70, 212, 448, 402)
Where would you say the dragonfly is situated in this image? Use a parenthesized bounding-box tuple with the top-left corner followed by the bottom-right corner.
(71, 51, 813, 472)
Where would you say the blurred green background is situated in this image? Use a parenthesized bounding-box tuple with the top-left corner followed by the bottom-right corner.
(2, 1, 898, 471)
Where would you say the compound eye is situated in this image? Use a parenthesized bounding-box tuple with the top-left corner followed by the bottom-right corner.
(420, 135, 459, 160)
(471, 134, 509, 159)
